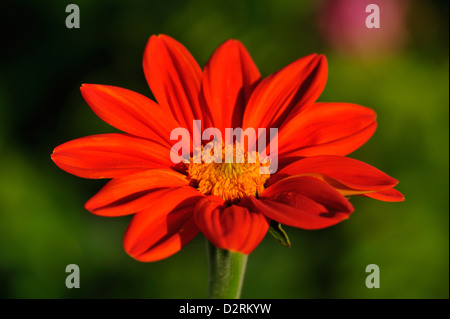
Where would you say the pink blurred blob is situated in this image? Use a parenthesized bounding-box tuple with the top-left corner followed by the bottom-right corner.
(318, 0, 409, 57)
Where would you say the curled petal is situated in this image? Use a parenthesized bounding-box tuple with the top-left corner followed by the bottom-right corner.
(80, 84, 179, 145)
(85, 170, 195, 216)
(278, 102, 377, 157)
(143, 34, 203, 132)
(194, 196, 269, 254)
(269, 155, 401, 200)
(202, 39, 260, 133)
(250, 176, 353, 229)
(362, 188, 405, 202)
(51, 133, 177, 179)
(124, 194, 202, 262)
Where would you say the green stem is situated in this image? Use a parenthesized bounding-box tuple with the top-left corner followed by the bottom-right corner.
(206, 239, 248, 299)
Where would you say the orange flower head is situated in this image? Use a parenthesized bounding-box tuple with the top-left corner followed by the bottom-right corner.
(51, 34, 404, 262)
(187, 142, 270, 204)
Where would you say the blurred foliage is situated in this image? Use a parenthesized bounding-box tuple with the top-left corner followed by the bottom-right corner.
(0, 0, 448, 298)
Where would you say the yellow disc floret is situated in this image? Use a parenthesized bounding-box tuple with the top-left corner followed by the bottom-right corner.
(186, 142, 270, 204)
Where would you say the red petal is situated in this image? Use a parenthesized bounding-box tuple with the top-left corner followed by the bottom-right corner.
(362, 188, 405, 202)
(202, 39, 260, 134)
(80, 84, 178, 145)
(51, 133, 178, 179)
(278, 102, 377, 158)
(269, 155, 399, 195)
(143, 34, 203, 132)
(243, 54, 327, 131)
(194, 196, 269, 254)
(124, 194, 202, 262)
(84, 170, 194, 216)
(250, 176, 353, 229)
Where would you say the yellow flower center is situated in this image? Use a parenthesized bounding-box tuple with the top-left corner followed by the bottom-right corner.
(186, 142, 270, 204)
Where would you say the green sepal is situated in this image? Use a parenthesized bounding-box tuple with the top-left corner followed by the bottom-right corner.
(268, 221, 291, 247)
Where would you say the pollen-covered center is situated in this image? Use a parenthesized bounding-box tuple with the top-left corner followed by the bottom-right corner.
(186, 142, 270, 204)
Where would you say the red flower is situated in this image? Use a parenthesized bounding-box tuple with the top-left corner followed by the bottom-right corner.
(51, 34, 404, 262)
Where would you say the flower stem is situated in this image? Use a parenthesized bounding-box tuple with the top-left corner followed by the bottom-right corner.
(206, 239, 248, 299)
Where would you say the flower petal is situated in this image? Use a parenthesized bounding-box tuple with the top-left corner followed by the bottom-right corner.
(249, 176, 353, 229)
(243, 54, 327, 131)
(194, 196, 269, 254)
(80, 84, 179, 145)
(124, 194, 202, 262)
(202, 39, 260, 134)
(269, 155, 399, 196)
(362, 188, 405, 202)
(278, 102, 377, 157)
(85, 170, 196, 216)
(143, 34, 203, 132)
(51, 133, 178, 179)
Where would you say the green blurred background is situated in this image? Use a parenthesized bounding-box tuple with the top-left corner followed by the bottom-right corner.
(0, 0, 448, 298)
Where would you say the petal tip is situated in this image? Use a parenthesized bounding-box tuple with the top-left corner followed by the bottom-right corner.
(84, 200, 95, 213)
(317, 53, 326, 61)
(80, 83, 93, 91)
(314, 54, 328, 69)
(80, 83, 100, 96)
(223, 38, 243, 46)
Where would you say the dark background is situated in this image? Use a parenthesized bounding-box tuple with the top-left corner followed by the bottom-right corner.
(0, 0, 448, 298)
